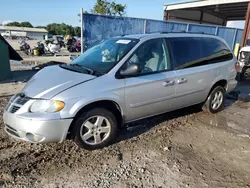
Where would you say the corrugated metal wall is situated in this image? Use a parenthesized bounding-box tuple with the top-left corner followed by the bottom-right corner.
(27, 32, 48, 40)
(82, 13, 243, 51)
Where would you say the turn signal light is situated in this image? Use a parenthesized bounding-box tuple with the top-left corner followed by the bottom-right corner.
(235, 62, 240, 72)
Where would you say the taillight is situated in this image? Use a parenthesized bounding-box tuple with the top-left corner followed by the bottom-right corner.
(235, 62, 240, 72)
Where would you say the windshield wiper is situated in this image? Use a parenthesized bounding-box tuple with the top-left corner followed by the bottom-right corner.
(70, 64, 94, 75)
(71, 64, 106, 76)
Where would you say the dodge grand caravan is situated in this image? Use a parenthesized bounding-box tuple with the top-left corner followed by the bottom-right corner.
(3, 33, 237, 150)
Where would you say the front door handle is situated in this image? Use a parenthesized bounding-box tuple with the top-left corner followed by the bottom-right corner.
(163, 80, 175, 87)
(177, 78, 187, 84)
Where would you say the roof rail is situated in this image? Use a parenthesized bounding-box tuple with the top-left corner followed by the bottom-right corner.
(160, 30, 186, 34)
(159, 31, 214, 35)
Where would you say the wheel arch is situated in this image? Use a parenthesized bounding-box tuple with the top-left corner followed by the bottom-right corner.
(210, 79, 227, 91)
(207, 79, 227, 99)
(67, 100, 124, 139)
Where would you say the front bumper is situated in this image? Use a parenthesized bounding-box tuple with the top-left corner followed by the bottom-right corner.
(238, 60, 250, 73)
(238, 61, 246, 73)
(3, 110, 73, 143)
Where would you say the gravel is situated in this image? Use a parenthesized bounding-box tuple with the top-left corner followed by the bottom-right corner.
(1, 67, 250, 187)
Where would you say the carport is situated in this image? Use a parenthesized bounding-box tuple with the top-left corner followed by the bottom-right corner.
(164, 0, 250, 45)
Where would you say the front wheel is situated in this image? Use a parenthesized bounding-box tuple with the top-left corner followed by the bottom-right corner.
(239, 67, 250, 81)
(72, 108, 118, 150)
(239, 72, 247, 81)
(202, 86, 225, 114)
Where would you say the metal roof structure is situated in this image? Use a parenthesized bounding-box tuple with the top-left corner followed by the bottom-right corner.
(0, 26, 48, 33)
(164, 0, 250, 25)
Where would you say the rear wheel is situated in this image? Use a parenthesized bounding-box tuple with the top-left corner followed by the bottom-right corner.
(202, 86, 225, 114)
(72, 108, 118, 150)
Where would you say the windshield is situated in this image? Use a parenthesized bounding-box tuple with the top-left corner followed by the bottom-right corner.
(71, 38, 139, 74)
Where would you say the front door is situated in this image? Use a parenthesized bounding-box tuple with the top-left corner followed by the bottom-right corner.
(123, 38, 176, 122)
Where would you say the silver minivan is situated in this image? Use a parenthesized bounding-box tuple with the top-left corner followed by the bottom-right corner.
(3, 33, 237, 150)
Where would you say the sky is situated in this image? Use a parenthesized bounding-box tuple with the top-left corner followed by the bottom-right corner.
(0, 0, 245, 29)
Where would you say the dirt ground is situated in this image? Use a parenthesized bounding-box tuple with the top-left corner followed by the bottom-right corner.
(1, 65, 250, 188)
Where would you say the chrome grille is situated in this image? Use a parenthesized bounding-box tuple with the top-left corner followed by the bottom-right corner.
(11, 106, 20, 113)
(16, 97, 29, 105)
(6, 94, 30, 114)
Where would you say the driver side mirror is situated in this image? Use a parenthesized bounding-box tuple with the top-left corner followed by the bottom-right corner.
(120, 64, 140, 77)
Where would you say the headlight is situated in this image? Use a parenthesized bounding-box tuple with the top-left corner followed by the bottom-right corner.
(241, 52, 246, 59)
(30, 100, 65, 113)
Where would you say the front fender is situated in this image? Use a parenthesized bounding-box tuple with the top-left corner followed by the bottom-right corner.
(59, 92, 126, 119)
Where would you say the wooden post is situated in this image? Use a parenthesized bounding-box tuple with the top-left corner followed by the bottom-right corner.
(164, 10, 169, 21)
(241, 2, 250, 47)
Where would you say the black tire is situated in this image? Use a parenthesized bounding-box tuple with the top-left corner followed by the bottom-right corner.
(72, 108, 118, 150)
(240, 72, 247, 81)
(202, 86, 225, 114)
(68, 46, 73, 52)
(236, 71, 247, 81)
(237, 67, 250, 81)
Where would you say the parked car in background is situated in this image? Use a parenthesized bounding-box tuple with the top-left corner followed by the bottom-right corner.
(3, 33, 237, 150)
(1, 31, 26, 38)
(237, 39, 250, 80)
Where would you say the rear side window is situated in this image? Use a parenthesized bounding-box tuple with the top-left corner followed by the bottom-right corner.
(167, 37, 233, 70)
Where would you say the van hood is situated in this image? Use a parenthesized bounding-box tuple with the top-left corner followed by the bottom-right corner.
(240, 46, 250, 53)
(22, 65, 96, 99)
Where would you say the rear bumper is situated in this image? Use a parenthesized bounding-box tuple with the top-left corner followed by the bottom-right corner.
(3, 110, 73, 143)
(226, 79, 237, 93)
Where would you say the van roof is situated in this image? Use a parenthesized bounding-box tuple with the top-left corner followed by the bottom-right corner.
(120, 33, 222, 40)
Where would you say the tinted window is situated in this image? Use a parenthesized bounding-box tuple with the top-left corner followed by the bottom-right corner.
(125, 38, 171, 75)
(167, 37, 233, 70)
(202, 38, 233, 63)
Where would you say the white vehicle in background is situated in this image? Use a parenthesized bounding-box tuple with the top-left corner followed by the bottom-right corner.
(237, 39, 250, 80)
(1, 31, 26, 38)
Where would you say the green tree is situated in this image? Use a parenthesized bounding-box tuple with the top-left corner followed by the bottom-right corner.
(36, 26, 46, 28)
(20, 22, 33, 28)
(74, 27, 81, 37)
(6, 21, 21, 27)
(46, 23, 80, 36)
(46, 23, 56, 35)
(91, 0, 126, 16)
(6, 21, 33, 27)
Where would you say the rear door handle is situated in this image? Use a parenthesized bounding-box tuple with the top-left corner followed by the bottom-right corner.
(177, 78, 187, 84)
(163, 80, 175, 87)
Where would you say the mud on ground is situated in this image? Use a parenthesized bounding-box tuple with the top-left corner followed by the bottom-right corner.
(1, 76, 250, 187)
